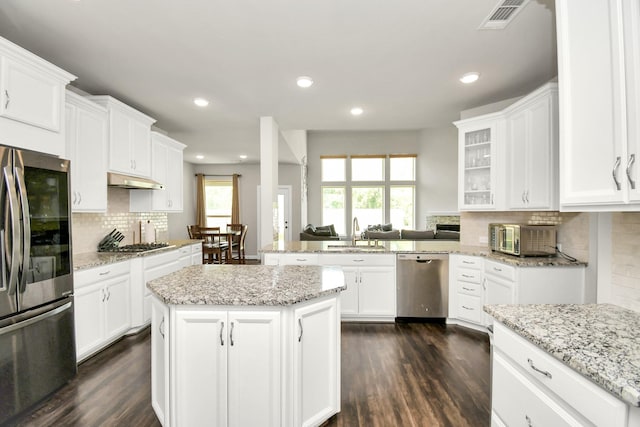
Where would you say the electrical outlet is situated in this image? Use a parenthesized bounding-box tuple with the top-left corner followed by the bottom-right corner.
(479, 236, 488, 244)
(557, 243, 562, 252)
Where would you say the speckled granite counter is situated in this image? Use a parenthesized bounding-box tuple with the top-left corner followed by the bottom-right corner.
(73, 239, 202, 271)
(261, 241, 586, 267)
(485, 304, 640, 406)
(147, 264, 346, 306)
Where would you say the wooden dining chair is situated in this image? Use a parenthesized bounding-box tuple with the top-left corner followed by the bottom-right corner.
(187, 225, 199, 239)
(228, 224, 248, 264)
(196, 227, 228, 264)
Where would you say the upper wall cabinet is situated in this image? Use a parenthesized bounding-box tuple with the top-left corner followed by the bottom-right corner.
(506, 83, 559, 210)
(454, 114, 505, 211)
(65, 91, 108, 212)
(87, 96, 156, 178)
(556, 0, 640, 210)
(130, 131, 186, 212)
(454, 83, 559, 212)
(0, 36, 76, 156)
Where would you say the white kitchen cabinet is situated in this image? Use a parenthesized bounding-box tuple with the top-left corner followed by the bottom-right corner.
(0, 36, 75, 156)
(293, 297, 340, 427)
(322, 254, 396, 321)
(170, 307, 281, 427)
(506, 83, 559, 210)
(130, 131, 186, 212)
(454, 115, 505, 210)
(65, 91, 108, 212)
(74, 261, 131, 362)
(151, 296, 170, 427)
(448, 255, 486, 330)
(191, 243, 203, 265)
(492, 323, 630, 427)
(88, 95, 155, 178)
(177, 245, 191, 269)
(556, 0, 640, 210)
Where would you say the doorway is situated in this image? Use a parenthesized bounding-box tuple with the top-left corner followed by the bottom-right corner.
(257, 185, 292, 245)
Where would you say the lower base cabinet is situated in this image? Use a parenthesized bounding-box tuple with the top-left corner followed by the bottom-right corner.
(151, 294, 340, 427)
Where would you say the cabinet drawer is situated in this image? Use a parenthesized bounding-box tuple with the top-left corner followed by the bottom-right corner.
(178, 246, 191, 257)
(457, 268, 482, 284)
(322, 254, 395, 267)
(457, 281, 481, 297)
(144, 249, 180, 269)
(493, 353, 586, 427)
(484, 259, 515, 281)
(279, 253, 319, 265)
(457, 294, 482, 324)
(456, 255, 482, 270)
(75, 260, 130, 288)
(494, 323, 627, 427)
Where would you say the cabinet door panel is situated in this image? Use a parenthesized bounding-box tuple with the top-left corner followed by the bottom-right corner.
(174, 310, 227, 427)
(131, 120, 151, 176)
(340, 267, 358, 315)
(1, 57, 61, 131)
(227, 312, 281, 427)
(151, 141, 168, 211)
(358, 267, 396, 316)
(167, 145, 183, 210)
(74, 106, 107, 211)
(151, 297, 170, 426)
(508, 109, 528, 209)
(104, 277, 130, 340)
(526, 97, 554, 208)
(109, 109, 132, 173)
(74, 282, 105, 360)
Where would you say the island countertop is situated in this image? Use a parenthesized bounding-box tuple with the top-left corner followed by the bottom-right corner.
(485, 303, 640, 407)
(147, 264, 346, 306)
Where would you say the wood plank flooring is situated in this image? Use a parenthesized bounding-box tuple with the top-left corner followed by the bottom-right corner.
(9, 322, 490, 427)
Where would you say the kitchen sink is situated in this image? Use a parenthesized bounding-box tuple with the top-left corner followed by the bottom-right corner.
(325, 244, 386, 251)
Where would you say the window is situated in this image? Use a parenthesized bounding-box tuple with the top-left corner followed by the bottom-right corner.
(320, 155, 416, 235)
(205, 179, 232, 228)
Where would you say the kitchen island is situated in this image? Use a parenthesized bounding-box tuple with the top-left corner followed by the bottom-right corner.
(147, 264, 345, 427)
(486, 304, 640, 427)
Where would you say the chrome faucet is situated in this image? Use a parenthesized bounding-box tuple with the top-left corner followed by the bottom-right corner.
(352, 217, 360, 245)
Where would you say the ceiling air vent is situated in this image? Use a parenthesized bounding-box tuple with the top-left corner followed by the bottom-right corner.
(479, 0, 530, 30)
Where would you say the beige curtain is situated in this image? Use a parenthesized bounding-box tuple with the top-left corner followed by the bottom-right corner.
(196, 173, 207, 227)
(231, 174, 240, 224)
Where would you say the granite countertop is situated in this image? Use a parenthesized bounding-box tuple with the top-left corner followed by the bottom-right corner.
(147, 264, 346, 306)
(485, 304, 640, 407)
(73, 239, 202, 271)
(260, 241, 586, 267)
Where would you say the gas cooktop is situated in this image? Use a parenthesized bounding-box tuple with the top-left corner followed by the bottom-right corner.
(98, 242, 173, 253)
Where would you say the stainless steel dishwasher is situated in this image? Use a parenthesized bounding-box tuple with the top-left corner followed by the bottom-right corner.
(396, 253, 449, 320)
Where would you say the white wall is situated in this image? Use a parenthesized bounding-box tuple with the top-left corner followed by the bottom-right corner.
(307, 129, 457, 230)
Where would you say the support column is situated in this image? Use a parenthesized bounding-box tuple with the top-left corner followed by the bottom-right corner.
(259, 117, 279, 250)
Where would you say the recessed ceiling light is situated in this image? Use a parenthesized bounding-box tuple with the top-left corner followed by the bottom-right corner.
(350, 107, 364, 116)
(195, 155, 204, 160)
(239, 154, 248, 159)
(460, 72, 480, 84)
(296, 76, 314, 88)
(194, 98, 209, 107)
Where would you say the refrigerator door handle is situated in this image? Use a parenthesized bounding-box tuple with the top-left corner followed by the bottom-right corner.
(3, 166, 20, 296)
(14, 167, 30, 293)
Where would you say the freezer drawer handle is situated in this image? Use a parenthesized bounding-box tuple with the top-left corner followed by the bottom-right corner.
(527, 358, 552, 379)
(0, 301, 72, 336)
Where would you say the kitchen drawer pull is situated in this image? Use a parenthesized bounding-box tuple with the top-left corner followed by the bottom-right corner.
(4, 90, 9, 109)
(493, 267, 502, 272)
(219, 321, 225, 346)
(461, 260, 475, 265)
(528, 358, 552, 379)
(462, 287, 474, 291)
(159, 318, 165, 339)
(627, 154, 636, 190)
(101, 289, 106, 302)
(461, 274, 474, 278)
(298, 318, 303, 342)
(295, 258, 308, 262)
(461, 305, 474, 311)
(230, 322, 235, 346)
(352, 259, 365, 262)
(99, 270, 110, 276)
(613, 156, 622, 190)
(525, 414, 532, 427)
(482, 278, 487, 290)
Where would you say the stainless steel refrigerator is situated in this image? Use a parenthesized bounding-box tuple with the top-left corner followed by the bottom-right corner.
(0, 146, 76, 425)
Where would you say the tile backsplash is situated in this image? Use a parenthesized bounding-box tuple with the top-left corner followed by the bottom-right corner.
(460, 211, 589, 263)
(610, 212, 640, 311)
(71, 187, 168, 254)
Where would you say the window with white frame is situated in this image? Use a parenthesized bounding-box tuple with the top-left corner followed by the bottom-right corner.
(320, 154, 416, 236)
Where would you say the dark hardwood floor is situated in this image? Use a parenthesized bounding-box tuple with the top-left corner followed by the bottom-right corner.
(9, 322, 490, 427)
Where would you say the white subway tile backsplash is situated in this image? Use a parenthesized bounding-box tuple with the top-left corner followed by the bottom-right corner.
(610, 212, 640, 312)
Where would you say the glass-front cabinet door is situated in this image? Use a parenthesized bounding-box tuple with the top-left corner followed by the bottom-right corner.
(455, 115, 504, 211)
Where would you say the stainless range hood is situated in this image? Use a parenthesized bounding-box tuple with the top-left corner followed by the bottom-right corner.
(107, 172, 164, 190)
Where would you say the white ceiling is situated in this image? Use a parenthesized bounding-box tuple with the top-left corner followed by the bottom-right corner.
(0, 0, 557, 164)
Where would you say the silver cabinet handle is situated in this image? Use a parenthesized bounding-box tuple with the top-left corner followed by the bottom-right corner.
(78, 192, 82, 204)
(626, 154, 636, 190)
(219, 321, 225, 346)
(99, 270, 110, 276)
(528, 358, 552, 379)
(101, 289, 106, 302)
(4, 90, 9, 109)
(461, 305, 474, 310)
(525, 414, 532, 427)
(461, 274, 474, 278)
(295, 258, 307, 262)
(134, 160, 137, 170)
(613, 156, 622, 190)
(462, 287, 474, 291)
(493, 267, 502, 272)
(353, 259, 365, 262)
(298, 318, 303, 342)
(106, 289, 111, 301)
(462, 260, 474, 265)
(159, 317, 165, 339)
(525, 190, 529, 204)
(230, 321, 235, 346)
(482, 277, 487, 291)
(72, 191, 77, 205)
(521, 191, 526, 203)
(490, 193, 494, 204)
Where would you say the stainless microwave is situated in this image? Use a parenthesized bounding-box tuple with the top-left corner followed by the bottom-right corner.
(488, 223, 557, 257)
